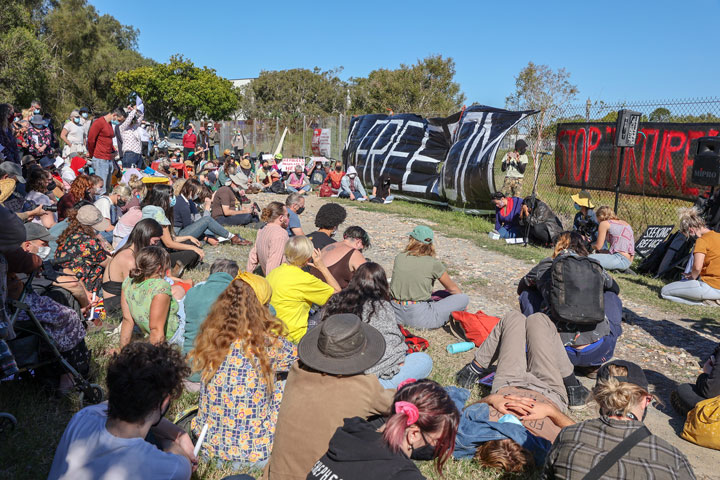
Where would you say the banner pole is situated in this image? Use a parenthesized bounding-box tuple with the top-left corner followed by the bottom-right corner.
(614, 146, 626, 213)
(524, 152, 547, 247)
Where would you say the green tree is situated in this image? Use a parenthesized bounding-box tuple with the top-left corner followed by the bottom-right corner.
(506, 62, 578, 173)
(112, 55, 239, 130)
(649, 107, 672, 122)
(350, 55, 465, 116)
(244, 67, 347, 130)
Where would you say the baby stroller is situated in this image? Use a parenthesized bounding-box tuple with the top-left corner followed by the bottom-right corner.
(4, 271, 103, 406)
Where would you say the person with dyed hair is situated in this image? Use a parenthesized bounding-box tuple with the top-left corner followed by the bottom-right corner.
(307, 379, 460, 480)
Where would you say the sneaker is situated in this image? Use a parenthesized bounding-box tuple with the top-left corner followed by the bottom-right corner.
(443, 318, 468, 341)
(567, 384, 590, 409)
(702, 299, 720, 307)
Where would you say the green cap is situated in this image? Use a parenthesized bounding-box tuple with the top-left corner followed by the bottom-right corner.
(409, 225, 434, 244)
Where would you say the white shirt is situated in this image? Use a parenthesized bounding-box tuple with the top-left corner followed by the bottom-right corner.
(48, 403, 191, 480)
(137, 126, 150, 142)
(94, 196, 113, 221)
(61, 165, 77, 185)
(63, 121, 85, 145)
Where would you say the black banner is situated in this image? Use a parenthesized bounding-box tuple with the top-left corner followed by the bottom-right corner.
(555, 122, 720, 200)
(343, 105, 536, 211)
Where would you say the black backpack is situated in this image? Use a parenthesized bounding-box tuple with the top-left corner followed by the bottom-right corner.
(549, 254, 605, 325)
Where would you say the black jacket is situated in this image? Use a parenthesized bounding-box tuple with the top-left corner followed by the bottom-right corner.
(697, 344, 720, 398)
(307, 417, 424, 480)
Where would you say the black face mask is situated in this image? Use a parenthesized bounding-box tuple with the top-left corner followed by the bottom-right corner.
(296, 206, 305, 215)
(116, 198, 127, 208)
(151, 401, 171, 427)
(410, 444, 435, 461)
(47, 181, 56, 191)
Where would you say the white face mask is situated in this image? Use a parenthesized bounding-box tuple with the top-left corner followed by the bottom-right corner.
(36, 245, 51, 260)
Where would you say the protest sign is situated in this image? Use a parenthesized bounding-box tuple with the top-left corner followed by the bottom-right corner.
(312, 129, 332, 157)
(279, 157, 306, 172)
(635, 225, 674, 257)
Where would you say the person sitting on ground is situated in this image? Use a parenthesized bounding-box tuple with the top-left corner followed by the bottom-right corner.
(55, 205, 111, 294)
(589, 206, 635, 271)
(173, 178, 250, 246)
(25, 167, 57, 228)
(308, 160, 326, 186)
(257, 159, 273, 189)
(189, 275, 297, 468)
(339, 166, 367, 201)
(327, 163, 344, 195)
(267, 236, 341, 343)
(306, 202, 347, 250)
(48, 342, 196, 480)
(490, 191, 523, 239)
(265, 314, 395, 480)
(89, 174, 105, 200)
(102, 219, 163, 316)
(371, 174, 394, 204)
(247, 201, 289, 275)
(454, 311, 586, 448)
(237, 155, 263, 193)
(390, 226, 469, 329)
(217, 155, 235, 189)
(285, 192, 305, 237)
(287, 164, 311, 194)
(57, 174, 94, 221)
(94, 184, 131, 243)
(112, 179, 144, 248)
(308, 379, 460, 480)
(661, 207, 720, 306)
(119, 246, 186, 347)
(571, 190, 598, 244)
(543, 360, 696, 480)
(519, 196, 563, 246)
(210, 172, 258, 226)
(518, 231, 622, 377)
(323, 262, 433, 388)
(265, 169, 285, 194)
(309, 226, 369, 289)
(182, 258, 239, 390)
(672, 342, 720, 417)
(141, 185, 204, 272)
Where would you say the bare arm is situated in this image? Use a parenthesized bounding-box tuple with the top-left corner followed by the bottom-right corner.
(349, 250, 367, 272)
(160, 227, 204, 260)
(592, 221, 610, 251)
(438, 271, 462, 295)
(221, 204, 252, 216)
(60, 128, 70, 146)
(290, 226, 304, 236)
(686, 252, 706, 280)
(119, 290, 134, 348)
(310, 249, 341, 293)
(148, 294, 171, 344)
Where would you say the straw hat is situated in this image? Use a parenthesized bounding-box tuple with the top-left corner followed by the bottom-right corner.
(571, 190, 595, 209)
(0, 178, 16, 204)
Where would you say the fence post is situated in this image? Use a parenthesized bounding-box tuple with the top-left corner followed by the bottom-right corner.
(302, 115, 306, 157)
(338, 114, 342, 161)
(252, 118, 256, 155)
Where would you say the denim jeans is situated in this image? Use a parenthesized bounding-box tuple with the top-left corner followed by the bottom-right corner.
(92, 157, 115, 195)
(287, 184, 311, 193)
(661, 279, 720, 305)
(588, 252, 631, 271)
(392, 294, 469, 329)
(122, 151, 143, 169)
(177, 216, 230, 239)
(378, 352, 433, 388)
(498, 225, 520, 239)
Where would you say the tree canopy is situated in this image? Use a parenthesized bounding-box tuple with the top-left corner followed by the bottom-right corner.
(0, 0, 150, 120)
(112, 55, 240, 130)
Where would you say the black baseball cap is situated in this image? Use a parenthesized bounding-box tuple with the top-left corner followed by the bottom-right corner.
(79, 107, 89, 113)
(596, 360, 649, 391)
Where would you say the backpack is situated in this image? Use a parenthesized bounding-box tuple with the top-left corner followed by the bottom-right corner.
(267, 180, 287, 195)
(682, 395, 720, 450)
(549, 254, 605, 325)
(447, 310, 500, 346)
(318, 180, 333, 197)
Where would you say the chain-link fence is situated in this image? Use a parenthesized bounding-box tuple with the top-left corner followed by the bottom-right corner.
(496, 97, 720, 235)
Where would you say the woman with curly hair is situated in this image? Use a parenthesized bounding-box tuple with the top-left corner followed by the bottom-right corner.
(322, 262, 432, 388)
(188, 275, 297, 468)
(57, 174, 95, 221)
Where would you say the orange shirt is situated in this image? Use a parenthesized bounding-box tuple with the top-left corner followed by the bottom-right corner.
(696, 231, 720, 289)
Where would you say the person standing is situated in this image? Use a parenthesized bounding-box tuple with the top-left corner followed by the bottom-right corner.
(0, 104, 20, 163)
(182, 124, 196, 163)
(60, 110, 87, 159)
(501, 139, 529, 197)
(87, 109, 123, 195)
(119, 106, 145, 169)
(208, 125, 218, 161)
(231, 129, 246, 157)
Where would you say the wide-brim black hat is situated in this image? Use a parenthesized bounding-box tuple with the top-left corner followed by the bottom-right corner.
(299, 313, 386, 375)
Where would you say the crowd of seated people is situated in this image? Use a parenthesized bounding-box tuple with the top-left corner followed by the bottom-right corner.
(0, 116, 711, 480)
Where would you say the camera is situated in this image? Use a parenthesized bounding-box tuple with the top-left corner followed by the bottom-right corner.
(42, 205, 58, 212)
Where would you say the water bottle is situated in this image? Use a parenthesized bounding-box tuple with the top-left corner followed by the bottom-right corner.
(446, 342, 475, 354)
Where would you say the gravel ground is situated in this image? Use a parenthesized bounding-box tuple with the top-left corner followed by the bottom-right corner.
(205, 193, 719, 479)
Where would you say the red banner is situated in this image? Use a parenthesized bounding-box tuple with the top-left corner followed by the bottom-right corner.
(555, 122, 720, 200)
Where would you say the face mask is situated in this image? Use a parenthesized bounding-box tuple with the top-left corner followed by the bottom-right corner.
(47, 181, 56, 191)
(335, 167, 341, 172)
(13, 117, 20, 123)
(82, 112, 88, 119)
(169, 196, 176, 207)
(110, 120, 119, 126)
(116, 198, 127, 208)
(574, 203, 581, 211)
(36, 245, 51, 260)
(263, 165, 270, 170)
(498, 413, 523, 426)
(410, 444, 435, 461)
(34, 109, 40, 114)
(296, 206, 305, 215)
(73, 117, 80, 125)
(151, 401, 171, 427)
(78, 168, 84, 174)
(348, 174, 356, 180)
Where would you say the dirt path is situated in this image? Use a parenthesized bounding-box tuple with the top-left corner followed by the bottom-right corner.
(221, 194, 720, 479)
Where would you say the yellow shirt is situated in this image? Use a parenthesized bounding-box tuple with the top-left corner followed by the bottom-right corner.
(696, 231, 720, 289)
(266, 264, 334, 343)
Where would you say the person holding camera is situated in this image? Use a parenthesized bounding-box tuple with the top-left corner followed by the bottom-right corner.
(571, 190, 599, 244)
(500, 139, 529, 197)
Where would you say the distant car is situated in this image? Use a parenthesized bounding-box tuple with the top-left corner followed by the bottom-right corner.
(166, 130, 184, 149)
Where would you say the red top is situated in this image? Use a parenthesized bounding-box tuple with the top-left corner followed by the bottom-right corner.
(86, 117, 116, 160)
(182, 131, 197, 149)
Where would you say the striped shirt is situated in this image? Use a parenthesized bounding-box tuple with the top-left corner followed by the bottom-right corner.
(543, 416, 695, 480)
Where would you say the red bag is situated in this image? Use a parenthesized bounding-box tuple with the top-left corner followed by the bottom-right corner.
(398, 325, 429, 353)
(318, 180, 333, 197)
(449, 310, 500, 346)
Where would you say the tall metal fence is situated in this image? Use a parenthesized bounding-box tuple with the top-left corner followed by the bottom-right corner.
(211, 97, 720, 235)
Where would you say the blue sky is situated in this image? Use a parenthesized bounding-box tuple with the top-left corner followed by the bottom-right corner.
(91, 0, 719, 108)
